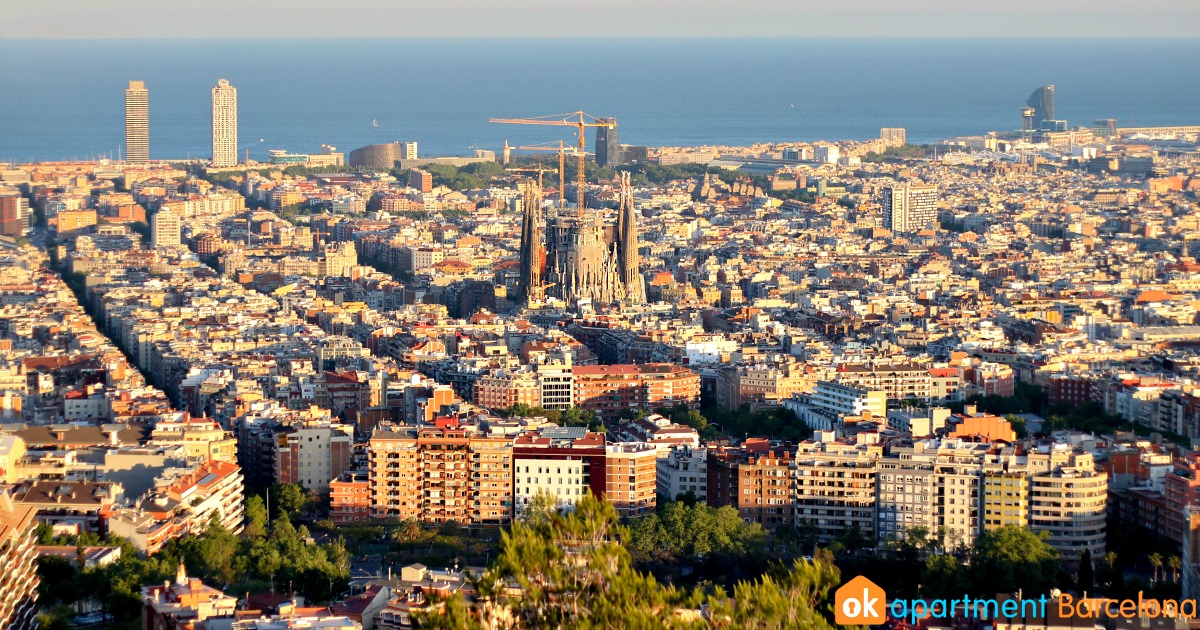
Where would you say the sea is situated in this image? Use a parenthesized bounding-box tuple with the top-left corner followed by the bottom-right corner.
(0, 37, 1197, 163)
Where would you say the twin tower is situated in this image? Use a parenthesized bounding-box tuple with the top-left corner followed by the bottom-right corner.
(518, 172, 645, 307)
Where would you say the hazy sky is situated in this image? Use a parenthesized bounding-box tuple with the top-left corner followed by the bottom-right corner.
(4, 0, 1199, 38)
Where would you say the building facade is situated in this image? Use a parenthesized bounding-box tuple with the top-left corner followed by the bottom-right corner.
(882, 184, 939, 233)
(211, 79, 238, 167)
(0, 491, 39, 630)
(152, 208, 181, 248)
(125, 80, 149, 164)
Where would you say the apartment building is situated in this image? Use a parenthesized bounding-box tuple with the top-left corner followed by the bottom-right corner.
(708, 439, 794, 527)
(330, 470, 371, 525)
(876, 440, 991, 550)
(717, 362, 814, 409)
(148, 413, 237, 463)
(657, 445, 707, 503)
(11, 480, 123, 536)
(794, 440, 881, 544)
(512, 426, 607, 514)
(573, 363, 700, 420)
(0, 490, 39, 630)
(275, 421, 354, 492)
(472, 368, 540, 410)
(836, 363, 932, 403)
(368, 420, 513, 525)
(1026, 447, 1107, 560)
(605, 442, 658, 518)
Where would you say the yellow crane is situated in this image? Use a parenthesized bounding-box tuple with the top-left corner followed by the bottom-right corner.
(511, 141, 588, 205)
(505, 164, 558, 191)
(489, 111, 615, 210)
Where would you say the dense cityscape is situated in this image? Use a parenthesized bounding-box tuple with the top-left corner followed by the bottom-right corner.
(0, 56, 1198, 630)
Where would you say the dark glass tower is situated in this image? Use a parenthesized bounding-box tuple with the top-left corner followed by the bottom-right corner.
(1026, 85, 1055, 128)
(594, 117, 618, 167)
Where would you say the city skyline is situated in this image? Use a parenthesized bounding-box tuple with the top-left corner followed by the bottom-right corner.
(2, 2, 1200, 628)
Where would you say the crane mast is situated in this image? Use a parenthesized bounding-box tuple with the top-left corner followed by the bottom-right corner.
(489, 111, 615, 213)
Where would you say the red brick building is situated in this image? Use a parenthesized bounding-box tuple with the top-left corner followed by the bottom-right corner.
(573, 363, 700, 420)
(329, 470, 371, 525)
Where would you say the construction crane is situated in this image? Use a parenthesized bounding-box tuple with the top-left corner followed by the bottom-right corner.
(489, 111, 615, 211)
(505, 165, 558, 190)
(511, 141, 590, 205)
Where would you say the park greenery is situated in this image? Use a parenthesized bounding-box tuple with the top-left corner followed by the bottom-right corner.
(861, 144, 930, 162)
(413, 493, 850, 630)
(35, 491, 350, 629)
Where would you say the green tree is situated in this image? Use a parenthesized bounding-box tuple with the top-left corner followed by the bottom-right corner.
(627, 501, 767, 581)
(1170, 556, 1182, 583)
(244, 494, 268, 538)
(272, 483, 309, 516)
(416, 493, 695, 629)
(392, 518, 423, 549)
(712, 553, 845, 630)
(967, 526, 1060, 597)
(922, 554, 965, 599)
(1149, 552, 1163, 585)
(1078, 548, 1094, 593)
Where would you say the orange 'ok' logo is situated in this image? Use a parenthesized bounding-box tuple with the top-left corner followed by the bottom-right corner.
(836, 575, 887, 625)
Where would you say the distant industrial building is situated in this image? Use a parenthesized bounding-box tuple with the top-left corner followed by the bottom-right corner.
(267, 145, 344, 167)
(1093, 118, 1118, 138)
(348, 141, 418, 168)
(125, 80, 149, 163)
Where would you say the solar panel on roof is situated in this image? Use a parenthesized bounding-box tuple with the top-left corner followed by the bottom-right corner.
(540, 426, 586, 440)
(198, 473, 218, 485)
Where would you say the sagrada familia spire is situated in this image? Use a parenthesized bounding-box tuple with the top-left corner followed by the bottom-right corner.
(517, 182, 545, 304)
(615, 171, 645, 304)
(517, 172, 644, 306)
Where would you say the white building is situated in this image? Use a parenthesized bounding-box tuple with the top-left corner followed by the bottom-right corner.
(151, 208, 181, 248)
(808, 381, 886, 419)
(814, 145, 840, 164)
(656, 445, 707, 503)
(882, 184, 939, 233)
(211, 78, 238, 167)
(513, 457, 586, 514)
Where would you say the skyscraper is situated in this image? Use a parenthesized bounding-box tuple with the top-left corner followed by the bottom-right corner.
(882, 184, 938, 233)
(211, 79, 238, 167)
(595, 117, 618, 167)
(1026, 85, 1055, 129)
(125, 81, 149, 163)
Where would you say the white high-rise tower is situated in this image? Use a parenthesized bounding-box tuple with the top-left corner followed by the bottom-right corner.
(211, 79, 238, 167)
(125, 81, 149, 163)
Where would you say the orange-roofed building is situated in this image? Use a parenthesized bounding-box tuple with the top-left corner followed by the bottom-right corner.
(141, 563, 238, 630)
(950, 414, 1017, 443)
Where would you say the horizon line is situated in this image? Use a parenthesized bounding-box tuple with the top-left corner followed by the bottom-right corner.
(4, 34, 1199, 41)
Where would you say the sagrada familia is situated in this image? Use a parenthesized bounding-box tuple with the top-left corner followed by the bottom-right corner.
(518, 171, 645, 306)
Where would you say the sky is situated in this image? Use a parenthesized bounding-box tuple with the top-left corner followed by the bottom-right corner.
(4, 0, 1199, 39)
